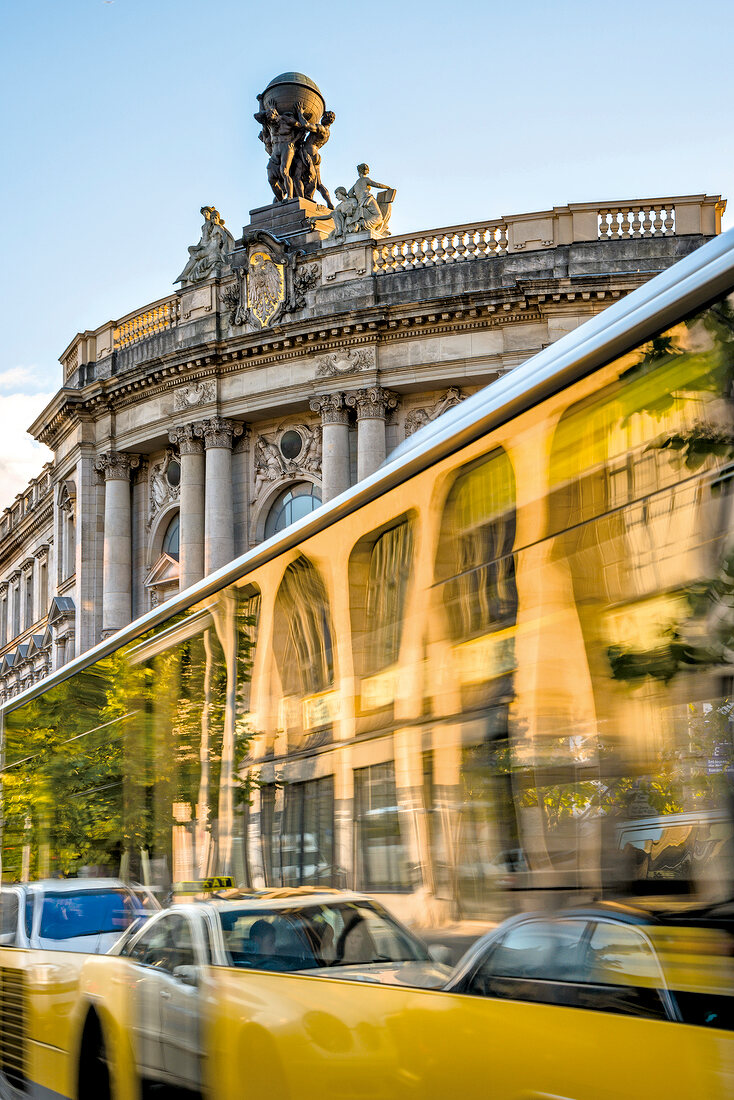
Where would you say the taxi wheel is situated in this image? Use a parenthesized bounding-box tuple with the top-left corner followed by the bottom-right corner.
(77, 1011, 111, 1100)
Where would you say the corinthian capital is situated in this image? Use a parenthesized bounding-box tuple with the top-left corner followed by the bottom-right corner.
(169, 423, 204, 455)
(95, 451, 141, 481)
(194, 417, 245, 450)
(345, 386, 400, 420)
(309, 393, 350, 425)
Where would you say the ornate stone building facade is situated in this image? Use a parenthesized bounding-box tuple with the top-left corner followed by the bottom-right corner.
(0, 184, 725, 699)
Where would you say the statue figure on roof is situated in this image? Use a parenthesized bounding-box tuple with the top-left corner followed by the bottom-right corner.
(175, 207, 235, 286)
(292, 110, 336, 209)
(348, 164, 396, 238)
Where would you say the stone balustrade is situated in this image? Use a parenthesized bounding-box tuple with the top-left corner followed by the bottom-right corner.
(113, 295, 180, 349)
(60, 295, 182, 377)
(373, 220, 510, 273)
(372, 194, 726, 275)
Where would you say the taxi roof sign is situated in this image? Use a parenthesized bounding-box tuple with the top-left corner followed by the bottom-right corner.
(173, 876, 236, 894)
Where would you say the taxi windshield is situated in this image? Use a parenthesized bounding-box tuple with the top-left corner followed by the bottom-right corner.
(39, 891, 139, 939)
(219, 900, 428, 972)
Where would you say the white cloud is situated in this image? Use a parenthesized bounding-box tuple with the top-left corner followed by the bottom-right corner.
(0, 391, 54, 511)
(0, 365, 52, 393)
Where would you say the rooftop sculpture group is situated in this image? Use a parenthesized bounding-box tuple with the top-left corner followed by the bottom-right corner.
(175, 73, 398, 290)
(254, 73, 396, 238)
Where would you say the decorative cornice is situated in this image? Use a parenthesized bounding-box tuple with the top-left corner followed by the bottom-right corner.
(345, 386, 400, 420)
(30, 274, 642, 451)
(95, 451, 141, 481)
(0, 502, 54, 570)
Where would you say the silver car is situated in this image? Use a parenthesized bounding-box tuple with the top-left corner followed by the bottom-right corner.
(0, 878, 155, 953)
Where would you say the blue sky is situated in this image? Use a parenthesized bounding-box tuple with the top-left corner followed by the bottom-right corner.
(0, 0, 731, 504)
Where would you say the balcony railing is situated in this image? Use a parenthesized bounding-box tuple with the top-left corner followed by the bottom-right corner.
(113, 295, 180, 350)
(372, 194, 725, 275)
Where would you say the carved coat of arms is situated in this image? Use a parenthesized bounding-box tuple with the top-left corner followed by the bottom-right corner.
(227, 230, 307, 331)
(248, 250, 285, 327)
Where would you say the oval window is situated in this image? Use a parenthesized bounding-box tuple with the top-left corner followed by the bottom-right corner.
(166, 460, 181, 488)
(280, 430, 303, 461)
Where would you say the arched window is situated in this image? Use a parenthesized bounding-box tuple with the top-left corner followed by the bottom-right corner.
(274, 556, 333, 697)
(435, 449, 517, 641)
(162, 513, 180, 561)
(265, 483, 321, 539)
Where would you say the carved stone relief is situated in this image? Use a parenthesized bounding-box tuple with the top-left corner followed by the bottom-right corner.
(174, 381, 216, 410)
(293, 263, 320, 303)
(404, 386, 467, 436)
(253, 423, 322, 497)
(315, 346, 375, 377)
(148, 450, 181, 527)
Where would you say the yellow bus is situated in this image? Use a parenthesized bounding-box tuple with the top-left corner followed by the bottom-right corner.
(1, 225, 733, 1098)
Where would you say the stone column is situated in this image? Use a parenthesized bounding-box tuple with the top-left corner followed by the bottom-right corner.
(196, 417, 244, 576)
(169, 424, 206, 591)
(346, 386, 400, 482)
(96, 451, 140, 638)
(309, 394, 351, 503)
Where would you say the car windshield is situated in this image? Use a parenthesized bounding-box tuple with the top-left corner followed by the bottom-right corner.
(219, 900, 429, 972)
(39, 890, 140, 939)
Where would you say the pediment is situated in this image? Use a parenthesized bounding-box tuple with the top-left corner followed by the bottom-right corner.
(144, 552, 180, 589)
(48, 596, 75, 626)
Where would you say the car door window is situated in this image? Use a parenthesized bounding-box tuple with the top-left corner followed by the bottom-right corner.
(466, 919, 587, 1005)
(579, 921, 669, 1020)
(125, 920, 173, 969)
(166, 915, 196, 972)
(0, 893, 18, 945)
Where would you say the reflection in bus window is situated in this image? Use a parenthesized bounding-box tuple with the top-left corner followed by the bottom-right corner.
(274, 556, 334, 697)
(435, 449, 517, 642)
(281, 776, 335, 887)
(355, 762, 410, 892)
(363, 520, 413, 675)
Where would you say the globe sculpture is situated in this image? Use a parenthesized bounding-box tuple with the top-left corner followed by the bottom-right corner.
(254, 73, 335, 207)
(261, 72, 325, 122)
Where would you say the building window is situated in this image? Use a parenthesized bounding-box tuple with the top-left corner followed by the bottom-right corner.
(24, 572, 33, 631)
(162, 514, 180, 561)
(12, 583, 20, 639)
(280, 430, 303, 461)
(354, 761, 410, 892)
(38, 560, 47, 617)
(280, 776, 335, 887)
(166, 459, 181, 488)
(265, 483, 321, 539)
